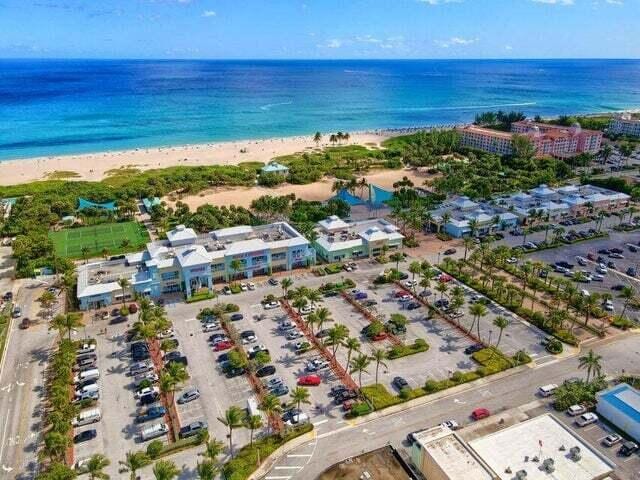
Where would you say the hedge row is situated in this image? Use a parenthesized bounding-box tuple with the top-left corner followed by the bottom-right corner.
(387, 338, 429, 359)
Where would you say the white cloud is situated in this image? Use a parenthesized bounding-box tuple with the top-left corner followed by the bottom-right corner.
(320, 39, 342, 49)
(505, 45, 513, 51)
(604, 0, 623, 4)
(435, 36, 478, 48)
(355, 35, 381, 44)
(530, 0, 574, 4)
(418, 0, 462, 4)
(202, 10, 216, 17)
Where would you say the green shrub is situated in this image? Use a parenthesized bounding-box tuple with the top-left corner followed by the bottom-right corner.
(258, 172, 286, 187)
(225, 303, 240, 312)
(146, 439, 164, 459)
(472, 347, 513, 372)
(230, 284, 242, 294)
(361, 384, 402, 410)
(612, 316, 636, 330)
(324, 264, 342, 275)
(186, 291, 216, 303)
(387, 338, 429, 359)
(553, 377, 607, 411)
(120, 305, 130, 316)
(348, 402, 373, 417)
(545, 338, 563, 354)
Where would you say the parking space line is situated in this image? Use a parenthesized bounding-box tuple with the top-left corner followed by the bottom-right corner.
(274, 466, 304, 470)
(265, 476, 292, 479)
(287, 454, 313, 458)
(312, 419, 328, 427)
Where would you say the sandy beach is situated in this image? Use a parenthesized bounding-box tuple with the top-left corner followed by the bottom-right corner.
(167, 169, 429, 209)
(0, 132, 390, 186)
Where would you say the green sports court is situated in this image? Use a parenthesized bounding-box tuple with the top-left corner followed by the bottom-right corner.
(49, 221, 150, 259)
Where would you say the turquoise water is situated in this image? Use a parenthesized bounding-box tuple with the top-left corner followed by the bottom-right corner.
(1, 59, 640, 160)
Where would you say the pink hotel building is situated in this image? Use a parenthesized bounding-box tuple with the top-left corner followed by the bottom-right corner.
(458, 120, 602, 158)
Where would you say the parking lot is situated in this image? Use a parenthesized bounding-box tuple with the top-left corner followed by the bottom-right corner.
(526, 230, 640, 320)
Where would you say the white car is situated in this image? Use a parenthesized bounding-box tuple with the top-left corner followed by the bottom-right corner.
(596, 264, 608, 274)
(404, 280, 417, 288)
(441, 419, 459, 430)
(241, 333, 257, 344)
(240, 283, 248, 291)
(300, 305, 315, 315)
(506, 257, 518, 264)
(602, 300, 614, 312)
(278, 321, 295, 331)
(286, 330, 304, 340)
(202, 323, 220, 332)
(592, 274, 604, 282)
(285, 412, 309, 426)
(157, 329, 174, 339)
(264, 301, 280, 310)
(567, 404, 586, 416)
(248, 344, 268, 355)
(247, 282, 256, 291)
(576, 412, 598, 427)
(264, 377, 284, 389)
(305, 359, 329, 372)
(135, 386, 159, 399)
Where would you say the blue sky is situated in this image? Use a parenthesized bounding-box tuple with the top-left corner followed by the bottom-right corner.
(0, 0, 638, 59)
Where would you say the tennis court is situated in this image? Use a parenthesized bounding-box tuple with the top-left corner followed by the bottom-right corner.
(49, 221, 150, 259)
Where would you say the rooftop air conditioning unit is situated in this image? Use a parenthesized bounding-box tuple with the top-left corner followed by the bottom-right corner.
(542, 458, 555, 473)
(569, 446, 582, 461)
(515, 469, 528, 480)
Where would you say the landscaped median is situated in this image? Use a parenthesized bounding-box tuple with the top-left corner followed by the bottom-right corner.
(223, 424, 314, 480)
(348, 347, 531, 418)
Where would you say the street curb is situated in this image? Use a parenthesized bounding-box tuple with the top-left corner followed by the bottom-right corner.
(250, 430, 316, 480)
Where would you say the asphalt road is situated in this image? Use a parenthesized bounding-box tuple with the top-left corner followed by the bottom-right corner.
(261, 333, 640, 480)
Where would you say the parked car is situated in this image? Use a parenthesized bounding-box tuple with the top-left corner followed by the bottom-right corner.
(464, 344, 484, 355)
(256, 365, 276, 378)
(264, 377, 284, 389)
(135, 386, 159, 399)
(619, 441, 639, 457)
(575, 412, 598, 427)
(179, 420, 208, 439)
(136, 406, 166, 424)
(139, 392, 160, 405)
(441, 420, 459, 430)
(286, 330, 304, 340)
(230, 313, 244, 321)
(270, 384, 289, 396)
(268, 278, 279, 286)
(444, 248, 457, 255)
(264, 301, 280, 310)
(305, 359, 329, 372)
(177, 388, 200, 404)
(240, 330, 257, 344)
(73, 429, 97, 444)
(471, 408, 490, 421)
(214, 341, 233, 351)
(566, 404, 586, 416)
(392, 377, 409, 390)
(602, 434, 622, 447)
(298, 374, 321, 386)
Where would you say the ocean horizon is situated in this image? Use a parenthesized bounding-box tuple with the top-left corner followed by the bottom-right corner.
(1, 58, 640, 161)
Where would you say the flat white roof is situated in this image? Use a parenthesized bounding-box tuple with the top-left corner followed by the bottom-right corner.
(166, 224, 197, 245)
(414, 426, 493, 480)
(468, 414, 614, 480)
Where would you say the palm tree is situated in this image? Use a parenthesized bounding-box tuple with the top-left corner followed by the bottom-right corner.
(326, 324, 349, 360)
(229, 258, 243, 283)
(436, 280, 448, 300)
(371, 348, 388, 385)
(120, 451, 151, 479)
(344, 337, 361, 373)
(582, 293, 600, 327)
(196, 460, 219, 480)
(43, 431, 69, 460)
(306, 288, 322, 307)
(314, 306, 332, 333)
(390, 252, 404, 271)
(243, 414, 263, 447)
(462, 237, 474, 261)
(313, 131, 322, 146)
(281, 277, 293, 297)
(81, 245, 91, 264)
(217, 406, 244, 456)
(578, 350, 603, 383)
(259, 394, 283, 434)
(290, 386, 311, 412)
(350, 353, 371, 389)
(409, 261, 422, 284)
(492, 316, 509, 349)
(152, 459, 180, 480)
(50, 312, 83, 341)
(619, 286, 635, 318)
(468, 303, 488, 340)
(86, 454, 110, 480)
(292, 296, 308, 314)
(117, 277, 130, 306)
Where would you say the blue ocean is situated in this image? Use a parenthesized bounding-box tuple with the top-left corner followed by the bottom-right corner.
(1, 59, 640, 160)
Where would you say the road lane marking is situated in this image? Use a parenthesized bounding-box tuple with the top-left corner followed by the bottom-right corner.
(265, 476, 291, 479)
(312, 419, 328, 427)
(287, 454, 312, 458)
(274, 466, 303, 470)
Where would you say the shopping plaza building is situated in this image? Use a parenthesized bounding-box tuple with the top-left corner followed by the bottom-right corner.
(77, 222, 315, 309)
(458, 120, 602, 158)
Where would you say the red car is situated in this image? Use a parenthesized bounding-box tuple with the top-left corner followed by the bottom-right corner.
(298, 375, 321, 386)
(471, 408, 490, 421)
(342, 399, 356, 411)
(128, 303, 138, 314)
(437, 274, 452, 283)
(214, 340, 233, 351)
(394, 290, 407, 298)
(372, 332, 388, 341)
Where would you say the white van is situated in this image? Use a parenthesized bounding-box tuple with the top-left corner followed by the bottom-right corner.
(580, 289, 590, 297)
(75, 383, 99, 398)
(538, 384, 558, 397)
(74, 368, 99, 384)
(247, 397, 260, 418)
(72, 408, 101, 427)
(140, 422, 169, 441)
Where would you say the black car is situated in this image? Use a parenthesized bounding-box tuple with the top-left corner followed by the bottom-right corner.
(3, 291, 13, 301)
(334, 389, 358, 404)
(443, 248, 457, 255)
(329, 385, 348, 397)
(73, 429, 97, 444)
(610, 247, 624, 254)
(315, 329, 330, 338)
(555, 261, 574, 269)
(406, 301, 421, 310)
(249, 349, 270, 360)
(464, 344, 484, 355)
(230, 313, 244, 321)
(130, 342, 148, 352)
(598, 248, 611, 255)
(139, 392, 160, 405)
(208, 333, 227, 342)
(323, 290, 339, 297)
(224, 366, 246, 378)
(256, 365, 276, 377)
(282, 408, 302, 422)
(434, 299, 449, 308)
(612, 284, 626, 291)
(240, 330, 256, 339)
(398, 272, 409, 280)
(392, 376, 409, 390)
(166, 356, 188, 367)
(619, 441, 638, 457)
(607, 261, 617, 269)
(268, 278, 279, 286)
(110, 315, 128, 325)
(132, 350, 150, 361)
(217, 352, 230, 363)
(164, 351, 182, 362)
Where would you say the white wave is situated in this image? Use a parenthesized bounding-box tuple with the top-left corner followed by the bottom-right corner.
(259, 101, 293, 111)
(397, 102, 537, 112)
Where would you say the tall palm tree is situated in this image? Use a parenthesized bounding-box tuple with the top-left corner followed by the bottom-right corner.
(313, 131, 322, 146)
(314, 307, 332, 333)
(81, 245, 91, 264)
(199, 437, 224, 463)
(259, 394, 283, 434)
(390, 252, 404, 271)
(371, 348, 388, 385)
(582, 293, 600, 327)
(344, 337, 361, 373)
(243, 414, 263, 446)
(50, 313, 83, 341)
(281, 277, 293, 297)
(619, 286, 635, 318)
(229, 259, 243, 283)
(217, 406, 244, 457)
(290, 386, 311, 412)
(306, 289, 322, 307)
(409, 261, 422, 284)
(196, 460, 219, 480)
(292, 296, 308, 314)
(152, 459, 180, 480)
(492, 316, 509, 349)
(350, 353, 371, 389)
(468, 303, 488, 340)
(578, 350, 603, 383)
(325, 324, 349, 360)
(86, 454, 110, 480)
(117, 277, 130, 306)
(120, 451, 151, 480)
(462, 237, 474, 261)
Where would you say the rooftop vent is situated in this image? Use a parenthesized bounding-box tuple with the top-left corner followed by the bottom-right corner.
(515, 469, 528, 480)
(542, 458, 555, 473)
(569, 446, 581, 461)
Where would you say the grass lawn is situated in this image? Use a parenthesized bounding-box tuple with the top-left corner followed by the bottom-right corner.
(49, 221, 150, 259)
